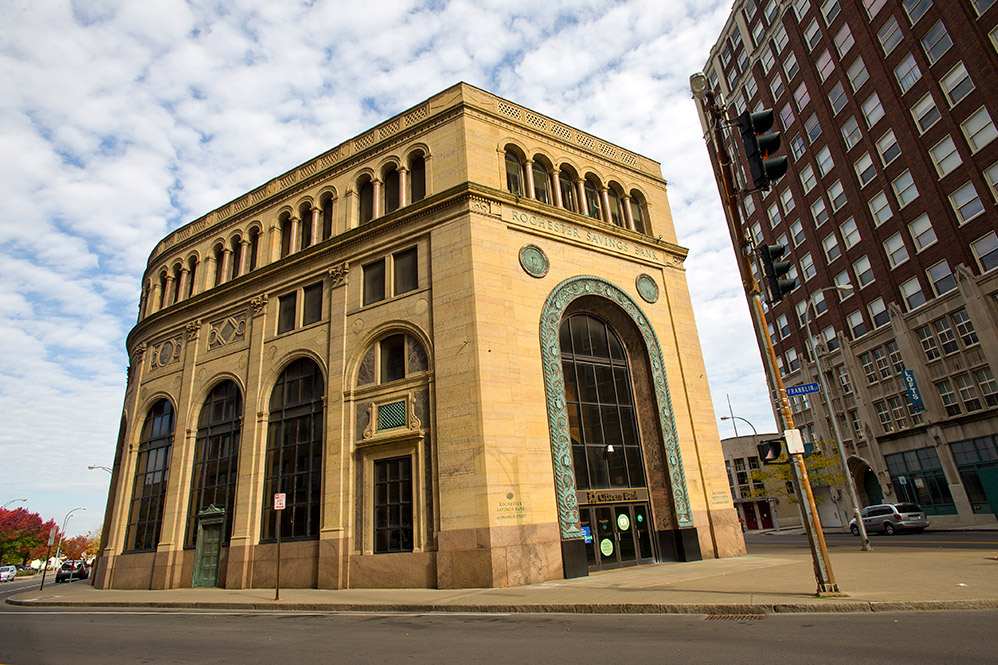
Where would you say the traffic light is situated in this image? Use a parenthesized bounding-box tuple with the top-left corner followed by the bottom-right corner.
(736, 109, 788, 191)
(759, 243, 797, 304)
(758, 438, 785, 464)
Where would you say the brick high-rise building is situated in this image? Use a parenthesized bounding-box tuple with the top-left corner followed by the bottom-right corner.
(695, 0, 998, 529)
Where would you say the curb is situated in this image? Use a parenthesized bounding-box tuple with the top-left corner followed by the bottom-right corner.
(9, 597, 998, 615)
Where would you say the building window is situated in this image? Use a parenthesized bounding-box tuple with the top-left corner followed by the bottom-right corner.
(383, 166, 400, 214)
(584, 177, 602, 219)
(911, 93, 941, 132)
(771, 75, 786, 100)
(950, 182, 985, 223)
(864, 0, 887, 18)
(961, 107, 998, 152)
(791, 219, 805, 246)
(884, 232, 910, 268)
(780, 189, 796, 214)
(801, 252, 816, 280)
(804, 19, 822, 50)
(812, 289, 828, 316)
(828, 180, 846, 210)
(936, 379, 961, 416)
(904, 0, 932, 23)
(971, 231, 998, 272)
(263, 358, 324, 541)
(972, 0, 997, 15)
(357, 334, 429, 387)
(783, 51, 799, 80)
(840, 217, 860, 248)
(780, 103, 795, 129)
(900, 276, 926, 309)
(874, 400, 893, 432)
(986, 162, 998, 200)
(941, 62, 974, 106)
(745, 74, 759, 99)
(894, 52, 922, 93)
(927, 260, 957, 295)
(854, 255, 874, 287)
(862, 92, 885, 127)
(878, 16, 903, 55)
(126, 399, 174, 552)
(841, 115, 862, 150)
(908, 214, 937, 251)
(875, 130, 901, 166)
(823, 325, 840, 351)
(811, 198, 828, 226)
(886, 340, 905, 372)
(950, 436, 998, 514)
(869, 190, 893, 225)
(359, 178, 374, 224)
(533, 161, 551, 204)
(885, 448, 955, 515)
(921, 20, 953, 64)
(834, 270, 852, 297)
(822, 232, 841, 262)
(861, 351, 878, 383)
(928, 135, 962, 177)
(778, 314, 790, 337)
(787, 348, 801, 371)
(394, 247, 419, 296)
(363, 248, 419, 306)
(847, 310, 867, 338)
(186, 380, 242, 547)
(800, 164, 817, 192)
(373, 456, 414, 554)
(761, 45, 776, 73)
(409, 154, 426, 203)
(854, 153, 876, 186)
(805, 113, 822, 142)
(821, 0, 841, 24)
(743, 194, 757, 216)
(917, 325, 941, 361)
(974, 368, 998, 407)
(837, 364, 853, 393)
(892, 170, 919, 207)
(847, 57, 870, 91)
(951, 309, 979, 346)
(816, 49, 834, 81)
(869, 297, 889, 327)
(790, 134, 806, 159)
(505, 150, 524, 196)
(363, 259, 386, 306)
(816, 146, 834, 176)
(827, 81, 848, 114)
(833, 24, 854, 55)
(559, 170, 578, 213)
(276, 281, 323, 335)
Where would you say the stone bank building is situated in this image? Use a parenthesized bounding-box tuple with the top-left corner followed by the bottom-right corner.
(95, 83, 742, 591)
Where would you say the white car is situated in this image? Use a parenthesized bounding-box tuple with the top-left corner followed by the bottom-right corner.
(0, 565, 16, 582)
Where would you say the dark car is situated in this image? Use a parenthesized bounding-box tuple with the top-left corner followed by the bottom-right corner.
(55, 560, 89, 583)
(849, 503, 929, 535)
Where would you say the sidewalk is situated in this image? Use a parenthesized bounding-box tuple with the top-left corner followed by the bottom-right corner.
(9, 544, 998, 615)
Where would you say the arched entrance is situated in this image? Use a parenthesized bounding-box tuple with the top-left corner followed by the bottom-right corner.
(539, 277, 697, 577)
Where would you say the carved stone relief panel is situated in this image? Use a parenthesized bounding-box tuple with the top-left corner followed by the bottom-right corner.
(207, 311, 247, 350)
(149, 335, 183, 370)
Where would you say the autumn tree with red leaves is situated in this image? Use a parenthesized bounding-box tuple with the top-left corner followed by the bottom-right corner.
(0, 508, 59, 566)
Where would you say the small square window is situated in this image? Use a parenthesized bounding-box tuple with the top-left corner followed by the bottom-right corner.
(811, 197, 828, 226)
(854, 152, 876, 186)
(854, 255, 874, 287)
(828, 81, 847, 114)
(961, 107, 998, 152)
(363, 258, 387, 306)
(805, 113, 822, 142)
(816, 49, 834, 81)
(908, 214, 937, 251)
(884, 232, 910, 267)
(862, 92, 885, 127)
(841, 115, 862, 150)
(869, 190, 893, 225)
(816, 146, 834, 176)
(911, 93, 941, 132)
(869, 297, 889, 327)
(894, 53, 922, 93)
(903, 0, 932, 24)
(892, 170, 919, 207)
(393, 247, 418, 296)
(900, 276, 926, 309)
(876, 129, 901, 165)
(921, 20, 953, 65)
(878, 16, 903, 55)
(971, 231, 998, 272)
(794, 82, 811, 109)
(929, 135, 962, 176)
(800, 164, 817, 192)
(840, 217, 860, 248)
(804, 19, 822, 50)
(941, 62, 975, 106)
(828, 180, 847, 210)
(822, 232, 842, 262)
(950, 182, 985, 223)
(833, 24, 854, 56)
(846, 57, 869, 91)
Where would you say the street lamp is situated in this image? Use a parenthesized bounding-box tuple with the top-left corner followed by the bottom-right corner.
(721, 415, 759, 449)
(1, 498, 27, 510)
(805, 285, 871, 551)
(88, 465, 112, 474)
(52, 507, 86, 567)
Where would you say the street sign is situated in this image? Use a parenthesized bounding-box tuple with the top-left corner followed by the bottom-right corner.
(786, 382, 820, 396)
(273, 493, 286, 511)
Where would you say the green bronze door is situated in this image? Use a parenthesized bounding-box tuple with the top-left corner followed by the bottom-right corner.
(192, 505, 225, 588)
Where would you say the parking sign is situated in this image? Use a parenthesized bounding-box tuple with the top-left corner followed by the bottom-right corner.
(274, 493, 286, 510)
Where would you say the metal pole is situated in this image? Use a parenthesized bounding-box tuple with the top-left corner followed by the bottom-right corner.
(806, 288, 871, 551)
(692, 79, 839, 595)
(726, 395, 739, 437)
(275, 505, 281, 602)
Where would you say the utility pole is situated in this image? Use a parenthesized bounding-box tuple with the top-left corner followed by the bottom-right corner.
(691, 74, 839, 595)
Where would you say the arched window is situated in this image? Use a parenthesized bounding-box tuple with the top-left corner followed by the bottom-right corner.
(607, 188, 624, 227)
(262, 358, 324, 541)
(248, 229, 260, 272)
(229, 235, 243, 281)
(213, 244, 225, 286)
(125, 399, 175, 551)
(559, 170, 577, 213)
(359, 178, 374, 224)
(384, 167, 400, 214)
(533, 161, 551, 204)
(560, 314, 645, 490)
(322, 197, 334, 240)
(299, 205, 313, 251)
(171, 264, 183, 304)
(186, 256, 198, 299)
(409, 154, 426, 203)
(158, 270, 169, 308)
(629, 191, 647, 234)
(280, 215, 293, 257)
(584, 177, 602, 219)
(185, 381, 242, 547)
(357, 333, 428, 386)
(505, 150, 524, 196)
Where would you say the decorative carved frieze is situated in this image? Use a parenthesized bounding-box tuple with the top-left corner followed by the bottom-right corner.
(207, 312, 247, 350)
(149, 335, 183, 370)
(186, 319, 202, 340)
(250, 294, 269, 316)
(328, 262, 349, 287)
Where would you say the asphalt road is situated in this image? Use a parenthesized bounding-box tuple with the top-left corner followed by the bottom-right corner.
(744, 528, 998, 550)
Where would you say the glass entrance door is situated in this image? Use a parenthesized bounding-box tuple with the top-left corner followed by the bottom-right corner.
(580, 503, 655, 570)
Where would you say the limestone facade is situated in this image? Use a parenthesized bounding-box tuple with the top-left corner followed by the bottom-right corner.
(95, 83, 744, 591)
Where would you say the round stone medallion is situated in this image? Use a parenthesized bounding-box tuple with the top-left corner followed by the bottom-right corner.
(518, 244, 549, 278)
(635, 274, 659, 303)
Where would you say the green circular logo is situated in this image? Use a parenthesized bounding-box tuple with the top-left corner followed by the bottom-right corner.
(617, 513, 630, 531)
(599, 538, 614, 557)
(518, 244, 549, 278)
(635, 274, 659, 303)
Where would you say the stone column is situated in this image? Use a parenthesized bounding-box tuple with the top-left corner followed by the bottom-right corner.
(219, 248, 233, 285)
(600, 187, 611, 224)
(163, 275, 176, 308)
(201, 256, 216, 293)
(575, 179, 586, 214)
(177, 268, 190, 303)
(623, 195, 636, 231)
(268, 223, 281, 264)
(151, 282, 164, 313)
(372, 178, 382, 219)
(399, 166, 409, 208)
(311, 207, 321, 245)
(524, 159, 535, 199)
(552, 173, 563, 208)
(238, 240, 250, 277)
(289, 217, 301, 254)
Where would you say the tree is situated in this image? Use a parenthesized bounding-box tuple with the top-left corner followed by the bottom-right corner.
(0, 508, 59, 566)
(743, 439, 847, 505)
(61, 530, 100, 561)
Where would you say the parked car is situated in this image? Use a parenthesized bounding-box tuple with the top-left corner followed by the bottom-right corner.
(850, 503, 928, 535)
(55, 560, 89, 583)
(0, 565, 16, 582)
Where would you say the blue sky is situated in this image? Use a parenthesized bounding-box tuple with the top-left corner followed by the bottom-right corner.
(0, 0, 777, 538)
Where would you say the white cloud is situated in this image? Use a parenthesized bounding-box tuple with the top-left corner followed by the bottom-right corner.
(0, 0, 776, 538)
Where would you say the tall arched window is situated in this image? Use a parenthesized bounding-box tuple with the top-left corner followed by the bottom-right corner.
(532, 161, 551, 204)
(262, 358, 324, 541)
(559, 170, 577, 213)
(186, 380, 242, 547)
(322, 197, 334, 240)
(584, 177, 602, 219)
(359, 178, 374, 224)
(186, 256, 198, 298)
(126, 399, 175, 551)
(229, 235, 243, 281)
(248, 229, 260, 272)
(607, 188, 624, 227)
(299, 205, 313, 251)
(171, 264, 183, 304)
(409, 154, 426, 203)
(213, 244, 225, 286)
(560, 314, 645, 490)
(629, 190, 647, 234)
(280, 215, 293, 257)
(505, 150, 524, 196)
(384, 167, 400, 214)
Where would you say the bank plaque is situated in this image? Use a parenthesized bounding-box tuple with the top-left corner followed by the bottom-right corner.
(576, 488, 649, 506)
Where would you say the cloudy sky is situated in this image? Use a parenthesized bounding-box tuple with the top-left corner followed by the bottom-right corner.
(0, 0, 777, 538)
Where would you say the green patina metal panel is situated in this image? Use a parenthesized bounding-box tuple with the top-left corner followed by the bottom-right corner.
(539, 276, 693, 539)
(192, 504, 226, 588)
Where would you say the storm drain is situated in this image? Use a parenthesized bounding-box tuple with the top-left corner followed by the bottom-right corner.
(704, 614, 766, 621)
